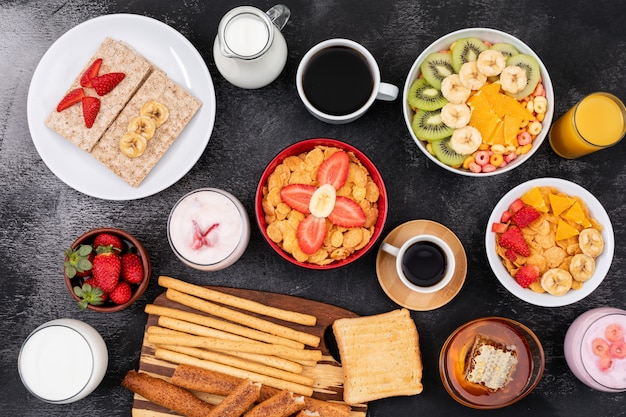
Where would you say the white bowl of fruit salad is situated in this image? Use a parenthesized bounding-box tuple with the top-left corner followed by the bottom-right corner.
(485, 178, 614, 307)
(403, 28, 554, 176)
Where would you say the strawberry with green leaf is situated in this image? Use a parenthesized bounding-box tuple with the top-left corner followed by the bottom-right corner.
(92, 245, 121, 293)
(73, 283, 105, 310)
(64, 244, 94, 278)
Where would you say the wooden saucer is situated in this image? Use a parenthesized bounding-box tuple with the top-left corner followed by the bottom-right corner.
(376, 220, 467, 311)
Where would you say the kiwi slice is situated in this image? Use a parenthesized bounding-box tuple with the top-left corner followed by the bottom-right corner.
(411, 109, 455, 142)
(489, 42, 519, 59)
(451, 37, 487, 73)
(432, 137, 466, 167)
(407, 78, 448, 111)
(505, 53, 541, 99)
(419, 52, 454, 90)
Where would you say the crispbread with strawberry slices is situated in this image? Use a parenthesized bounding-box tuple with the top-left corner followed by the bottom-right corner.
(90, 68, 201, 187)
(45, 37, 153, 152)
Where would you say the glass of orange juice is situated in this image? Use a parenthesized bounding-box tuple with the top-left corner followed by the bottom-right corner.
(549, 92, 626, 159)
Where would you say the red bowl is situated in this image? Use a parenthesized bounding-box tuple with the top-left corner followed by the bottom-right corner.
(255, 138, 388, 269)
(64, 227, 151, 312)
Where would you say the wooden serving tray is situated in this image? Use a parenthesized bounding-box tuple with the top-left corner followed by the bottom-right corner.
(132, 286, 367, 416)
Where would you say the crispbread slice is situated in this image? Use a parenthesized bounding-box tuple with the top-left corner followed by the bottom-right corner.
(45, 37, 153, 152)
(332, 308, 423, 405)
(90, 69, 201, 187)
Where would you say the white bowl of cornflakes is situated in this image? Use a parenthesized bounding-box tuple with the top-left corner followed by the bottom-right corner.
(256, 138, 387, 269)
(403, 28, 554, 176)
(485, 178, 614, 307)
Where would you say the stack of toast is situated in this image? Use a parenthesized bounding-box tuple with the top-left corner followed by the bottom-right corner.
(46, 37, 201, 188)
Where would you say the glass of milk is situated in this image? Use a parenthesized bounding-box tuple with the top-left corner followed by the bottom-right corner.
(213, 5, 290, 89)
(18, 319, 108, 403)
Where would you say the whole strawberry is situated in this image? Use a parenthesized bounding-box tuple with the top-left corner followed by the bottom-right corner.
(94, 233, 123, 252)
(109, 281, 132, 305)
(64, 244, 94, 278)
(121, 252, 144, 284)
(73, 283, 105, 310)
(92, 247, 121, 293)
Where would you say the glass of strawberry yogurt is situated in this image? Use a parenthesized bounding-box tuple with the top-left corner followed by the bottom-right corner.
(168, 188, 250, 271)
(564, 307, 626, 392)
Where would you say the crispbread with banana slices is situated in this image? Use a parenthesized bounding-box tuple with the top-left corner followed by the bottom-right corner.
(90, 68, 201, 187)
(45, 37, 153, 152)
(332, 308, 423, 405)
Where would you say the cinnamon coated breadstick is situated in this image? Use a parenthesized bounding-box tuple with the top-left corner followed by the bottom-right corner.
(121, 370, 214, 417)
(206, 378, 260, 417)
(244, 390, 305, 417)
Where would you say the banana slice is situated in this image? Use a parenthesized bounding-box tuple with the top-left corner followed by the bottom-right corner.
(579, 228, 604, 257)
(541, 268, 573, 296)
(441, 103, 471, 128)
(476, 49, 506, 77)
(140, 101, 169, 127)
(458, 61, 487, 90)
(309, 183, 336, 218)
(449, 125, 482, 155)
(499, 65, 527, 94)
(128, 115, 156, 140)
(119, 132, 148, 158)
(441, 74, 471, 104)
(569, 253, 596, 282)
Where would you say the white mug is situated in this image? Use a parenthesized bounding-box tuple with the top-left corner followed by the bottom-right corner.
(296, 38, 398, 124)
(381, 235, 455, 293)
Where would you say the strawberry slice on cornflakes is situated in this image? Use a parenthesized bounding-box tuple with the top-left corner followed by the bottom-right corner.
(317, 151, 349, 189)
(280, 184, 316, 214)
(297, 215, 327, 254)
(328, 196, 366, 228)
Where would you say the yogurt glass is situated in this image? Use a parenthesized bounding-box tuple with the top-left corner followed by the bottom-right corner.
(18, 319, 108, 403)
(564, 307, 626, 392)
(168, 188, 250, 271)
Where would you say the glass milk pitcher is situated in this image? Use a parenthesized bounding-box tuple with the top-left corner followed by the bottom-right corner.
(213, 5, 290, 89)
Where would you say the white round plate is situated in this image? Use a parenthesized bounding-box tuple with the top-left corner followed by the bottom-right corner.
(485, 178, 614, 307)
(27, 14, 216, 200)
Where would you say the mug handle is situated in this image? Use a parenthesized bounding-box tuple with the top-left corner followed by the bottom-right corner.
(381, 242, 401, 257)
(266, 4, 290, 31)
(376, 82, 399, 101)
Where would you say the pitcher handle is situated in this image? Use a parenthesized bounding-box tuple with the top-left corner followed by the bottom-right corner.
(266, 4, 290, 31)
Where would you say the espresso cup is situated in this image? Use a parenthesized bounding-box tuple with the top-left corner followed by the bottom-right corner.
(381, 235, 455, 293)
(296, 38, 399, 124)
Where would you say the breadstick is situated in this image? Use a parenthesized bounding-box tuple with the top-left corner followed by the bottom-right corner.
(150, 324, 304, 373)
(159, 276, 317, 326)
(244, 390, 306, 417)
(295, 411, 320, 417)
(206, 378, 260, 417)
(155, 348, 314, 396)
(166, 289, 321, 347)
(171, 365, 352, 417)
(145, 304, 304, 349)
(148, 332, 322, 363)
(159, 344, 315, 387)
(121, 370, 214, 417)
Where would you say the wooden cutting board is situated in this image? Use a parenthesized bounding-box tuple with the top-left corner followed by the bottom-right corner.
(131, 286, 367, 417)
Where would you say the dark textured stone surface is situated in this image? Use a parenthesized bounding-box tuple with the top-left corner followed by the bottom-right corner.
(1, 0, 625, 416)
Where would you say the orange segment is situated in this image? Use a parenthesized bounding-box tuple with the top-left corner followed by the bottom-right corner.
(555, 219, 580, 241)
(503, 114, 522, 146)
(564, 201, 592, 227)
(521, 187, 549, 212)
(549, 193, 575, 217)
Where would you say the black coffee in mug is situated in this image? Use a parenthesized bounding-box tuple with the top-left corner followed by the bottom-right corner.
(302, 46, 374, 116)
(401, 242, 447, 287)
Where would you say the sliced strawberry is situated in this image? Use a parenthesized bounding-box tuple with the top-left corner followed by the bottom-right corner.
(498, 226, 530, 257)
(82, 96, 100, 128)
(80, 58, 102, 88)
(511, 205, 540, 228)
(500, 210, 513, 223)
(317, 151, 350, 190)
(327, 196, 366, 227)
(56, 88, 85, 112)
(280, 184, 316, 214)
(91, 72, 125, 96)
(509, 198, 525, 213)
(297, 215, 327, 255)
(514, 265, 539, 288)
(491, 222, 508, 234)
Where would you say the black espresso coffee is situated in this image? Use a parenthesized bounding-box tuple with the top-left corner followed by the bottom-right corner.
(401, 242, 447, 287)
(302, 46, 374, 116)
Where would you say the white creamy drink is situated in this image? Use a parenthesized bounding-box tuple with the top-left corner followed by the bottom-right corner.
(168, 188, 250, 270)
(18, 319, 108, 403)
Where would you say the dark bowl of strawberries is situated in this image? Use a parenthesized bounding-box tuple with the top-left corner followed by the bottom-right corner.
(64, 227, 151, 312)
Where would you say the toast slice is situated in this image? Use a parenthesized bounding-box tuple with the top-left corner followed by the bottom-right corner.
(46, 37, 153, 152)
(90, 68, 201, 187)
(332, 308, 423, 405)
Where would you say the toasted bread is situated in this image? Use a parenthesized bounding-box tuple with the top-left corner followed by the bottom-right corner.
(90, 68, 201, 187)
(332, 308, 423, 405)
(46, 37, 153, 152)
